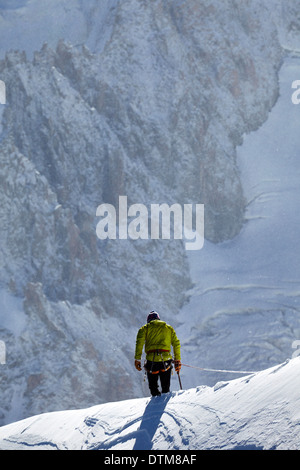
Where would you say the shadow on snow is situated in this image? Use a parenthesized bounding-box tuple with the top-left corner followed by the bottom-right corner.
(89, 393, 172, 450)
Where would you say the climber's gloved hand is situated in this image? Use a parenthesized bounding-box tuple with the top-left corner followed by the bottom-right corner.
(174, 360, 181, 372)
(135, 360, 142, 371)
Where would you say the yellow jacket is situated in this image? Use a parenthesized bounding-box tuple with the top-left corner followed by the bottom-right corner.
(135, 320, 181, 362)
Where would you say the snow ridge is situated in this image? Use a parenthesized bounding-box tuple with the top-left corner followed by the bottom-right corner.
(0, 357, 299, 450)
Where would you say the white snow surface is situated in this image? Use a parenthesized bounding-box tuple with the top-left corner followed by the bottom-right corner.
(0, 357, 299, 450)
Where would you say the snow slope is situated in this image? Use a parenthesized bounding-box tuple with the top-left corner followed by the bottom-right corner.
(0, 357, 299, 450)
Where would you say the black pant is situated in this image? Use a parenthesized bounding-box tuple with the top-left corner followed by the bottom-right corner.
(145, 360, 172, 396)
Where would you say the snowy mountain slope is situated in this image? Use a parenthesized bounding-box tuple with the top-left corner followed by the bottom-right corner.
(177, 53, 300, 390)
(0, 357, 299, 450)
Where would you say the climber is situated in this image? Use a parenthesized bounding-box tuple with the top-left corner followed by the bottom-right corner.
(134, 311, 181, 396)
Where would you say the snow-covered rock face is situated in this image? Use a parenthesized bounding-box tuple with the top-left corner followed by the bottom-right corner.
(1, 1, 284, 245)
(0, 0, 298, 425)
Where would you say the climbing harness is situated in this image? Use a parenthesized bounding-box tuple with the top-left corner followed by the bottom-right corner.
(145, 349, 172, 375)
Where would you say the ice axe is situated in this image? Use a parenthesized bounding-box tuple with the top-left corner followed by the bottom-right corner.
(177, 370, 183, 390)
